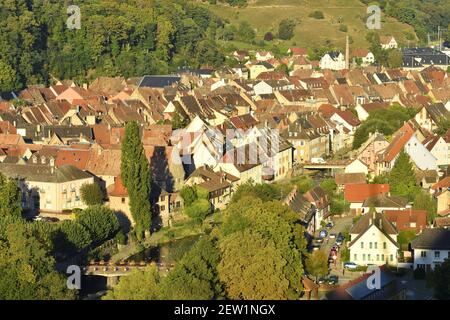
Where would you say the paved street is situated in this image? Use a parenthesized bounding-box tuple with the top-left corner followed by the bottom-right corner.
(315, 215, 364, 285)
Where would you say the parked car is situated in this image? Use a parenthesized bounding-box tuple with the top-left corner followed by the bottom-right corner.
(319, 230, 328, 238)
(328, 275, 339, 285)
(315, 237, 324, 244)
(318, 277, 327, 284)
(335, 239, 343, 246)
(325, 222, 333, 229)
(344, 262, 358, 270)
(32, 216, 43, 222)
(329, 233, 337, 239)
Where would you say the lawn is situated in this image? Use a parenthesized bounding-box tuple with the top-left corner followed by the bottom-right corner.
(203, 0, 418, 51)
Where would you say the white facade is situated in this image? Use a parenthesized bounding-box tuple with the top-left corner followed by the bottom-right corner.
(345, 159, 369, 175)
(253, 81, 273, 96)
(404, 135, 438, 171)
(413, 249, 450, 271)
(349, 224, 399, 266)
(319, 53, 346, 70)
(361, 52, 375, 66)
(427, 137, 449, 167)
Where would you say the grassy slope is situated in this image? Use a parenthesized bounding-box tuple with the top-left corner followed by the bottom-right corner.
(203, 0, 418, 51)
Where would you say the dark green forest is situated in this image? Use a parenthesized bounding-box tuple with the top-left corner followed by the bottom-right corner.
(0, 0, 226, 92)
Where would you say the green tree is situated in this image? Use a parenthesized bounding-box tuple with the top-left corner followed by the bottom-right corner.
(278, 19, 296, 40)
(413, 191, 437, 224)
(387, 49, 403, 68)
(103, 266, 161, 300)
(75, 205, 120, 244)
(121, 121, 152, 239)
(389, 150, 419, 201)
(0, 223, 75, 300)
(430, 259, 450, 300)
(397, 230, 417, 251)
(0, 173, 22, 218)
(180, 186, 198, 207)
(237, 22, 255, 41)
(218, 198, 306, 299)
(320, 179, 337, 197)
(305, 250, 329, 283)
(55, 220, 92, 254)
(309, 11, 325, 19)
(0, 59, 18, 92)
(434, 117, 450, 135)
(80, 183, 104, 206)
(161, 236, 223, 299)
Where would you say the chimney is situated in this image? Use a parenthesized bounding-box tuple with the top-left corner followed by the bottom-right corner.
(345, 35, 350, 70)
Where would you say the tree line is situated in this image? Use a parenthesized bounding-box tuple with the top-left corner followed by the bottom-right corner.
(0, 0, 226, 92)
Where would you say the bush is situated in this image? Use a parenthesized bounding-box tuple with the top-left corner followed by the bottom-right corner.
(309, 11, 324, 19)
(115, 230, 127, 245)
(55, 220, 92, 254)
(339, 25, 348, 32)
(80, 183, 104, 206)
(413, 268, 426, 279)
(184, 199, 211, 221)
(264, 32, 274, 41)
(75, 205, 121, 244)
(278, 19, 296, 40)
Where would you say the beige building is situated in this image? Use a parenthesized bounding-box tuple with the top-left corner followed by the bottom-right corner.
(0, 163, 94, 213)
(349, 211, 399, 266)
(284, 120, 327, 163)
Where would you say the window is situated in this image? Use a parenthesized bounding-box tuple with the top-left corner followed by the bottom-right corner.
(435, 251, 440, 259)
(354, 254, 357, 261)
(160, 205, 165, 211)
(390, 254, 394, 262)
(421, 251, 427, 258)
(361, 242, 364, 249)
(121, 198, 125, 204)
(374, 242, 377, 249)
(376, 254, 380, 261)
(383, 242, 386, 249)
(381, 254, 385, 262)
(369, 242, 372, 249)
(363, 254, 366, 261)
(368, 254, 371, 261)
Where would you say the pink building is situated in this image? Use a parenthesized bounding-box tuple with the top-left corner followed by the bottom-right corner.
(357, 133, 388, 173)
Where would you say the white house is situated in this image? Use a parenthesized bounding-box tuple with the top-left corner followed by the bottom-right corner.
(423, 135, 449, 167)
(352, 49, 375, 66)
(349, 211, 399, 266)
(255, 51, 274, 62)
(345, 158, 369, 175)
(380, 36, 398, 50)
(253, 81, 274, 96)
(411, 228, 450, 272)
(404, 134, 438, 171)
(319, 52, 346, 71)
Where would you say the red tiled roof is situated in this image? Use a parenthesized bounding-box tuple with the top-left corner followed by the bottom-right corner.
(382, 122, 415, 162)
(109, 176, 128, 197)
(344, 183, 390, 203)
(55, 149, 90, 170)
(432, 176, 450, 190)
(384, 209, 427, 233)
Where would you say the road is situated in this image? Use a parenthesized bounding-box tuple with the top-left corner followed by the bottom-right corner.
(315, 215, 364, 285)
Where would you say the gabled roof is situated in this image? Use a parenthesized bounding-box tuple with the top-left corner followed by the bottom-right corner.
(344, 183, 390, 203)
(431, 176, 450, 190)
(411, 228, 450, 250)
(349, 211, 398, 248)
(362, 194, 408, 209)
(384, 209, 427, 233)
(380, 122, 415, 162)
(138, 75, 181, 89)
(335, 172, 366, 185)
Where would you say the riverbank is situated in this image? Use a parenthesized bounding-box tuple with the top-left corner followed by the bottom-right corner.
(110, 217, 210, 263)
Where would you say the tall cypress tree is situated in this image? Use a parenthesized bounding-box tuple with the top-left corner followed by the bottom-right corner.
(389, 150, 418, 201)
(121, 121, 152, 239)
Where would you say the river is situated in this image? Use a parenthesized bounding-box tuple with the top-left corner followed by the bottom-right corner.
(79, 235, 201, 299)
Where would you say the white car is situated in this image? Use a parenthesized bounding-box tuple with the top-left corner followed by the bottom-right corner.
(311, 157, 326, 164)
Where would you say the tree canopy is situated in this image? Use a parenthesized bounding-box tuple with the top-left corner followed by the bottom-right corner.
(121, 121, 152, 239)
(80, 183, 104, 206)
(389, 150, 419, 201)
